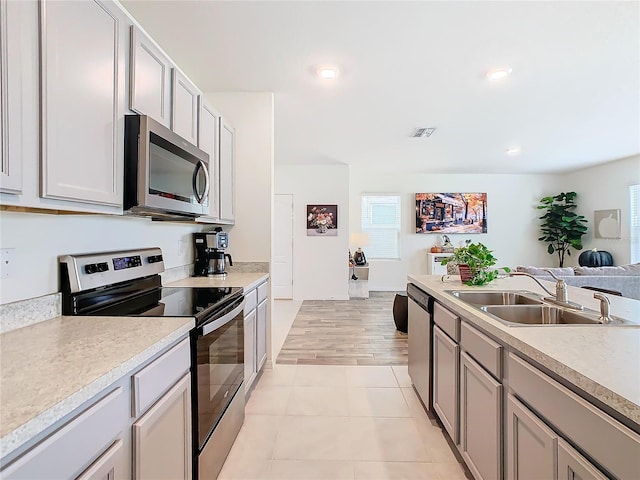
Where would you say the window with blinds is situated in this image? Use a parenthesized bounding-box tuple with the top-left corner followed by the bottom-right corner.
(631, 184, 640, 263)
(361, 194, 401, 259)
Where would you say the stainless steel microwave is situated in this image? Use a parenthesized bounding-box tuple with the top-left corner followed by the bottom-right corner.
(124, 115, 210, 219)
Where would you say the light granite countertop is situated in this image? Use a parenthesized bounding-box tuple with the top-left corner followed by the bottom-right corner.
(167, 272, 269, 292)
(408, 274, 640, 426)
(0, 315, 193, 460)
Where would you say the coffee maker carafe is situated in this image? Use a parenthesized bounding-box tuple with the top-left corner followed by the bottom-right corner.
(193, 231, 233, 276)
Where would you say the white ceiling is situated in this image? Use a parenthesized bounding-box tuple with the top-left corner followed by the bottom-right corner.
(121, 1, 640, 174)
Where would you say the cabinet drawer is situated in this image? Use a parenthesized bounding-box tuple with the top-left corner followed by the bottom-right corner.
(1, 387, 127, 479)
(244, 288, 258, 313)
(433, 302, 460, 341)
(507, 353, 640, 480)
(460, 322, 502, 379)
(257, 281, 268, 303)
(132, 338, 190, 417)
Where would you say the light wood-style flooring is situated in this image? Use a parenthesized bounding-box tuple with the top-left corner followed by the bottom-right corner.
(276, 292, 408, 366)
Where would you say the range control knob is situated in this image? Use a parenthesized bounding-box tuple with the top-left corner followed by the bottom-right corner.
(97, 262, 109, 272)
(84, 264, 97, 274)
(147, 255, 163, 264)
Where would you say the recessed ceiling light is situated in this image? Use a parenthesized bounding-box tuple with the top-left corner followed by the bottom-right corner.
(318, 67, 338, 80)
(506, 147, 520, 155)
(486, 67, 512, 81)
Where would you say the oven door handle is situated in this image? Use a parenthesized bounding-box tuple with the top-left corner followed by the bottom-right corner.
(202, 300, 245, 336)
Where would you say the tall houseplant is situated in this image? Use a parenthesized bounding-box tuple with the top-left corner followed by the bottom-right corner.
(441, 241, 510, 286)
(537, 192, 588, 267)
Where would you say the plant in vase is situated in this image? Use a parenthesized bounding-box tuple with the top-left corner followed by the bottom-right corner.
(440, 241, 510, 286)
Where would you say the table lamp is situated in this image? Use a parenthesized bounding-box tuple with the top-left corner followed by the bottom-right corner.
(350, 233, 370, 266)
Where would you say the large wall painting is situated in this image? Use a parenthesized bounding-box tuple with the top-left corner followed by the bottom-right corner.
(415, 193, 487, 234)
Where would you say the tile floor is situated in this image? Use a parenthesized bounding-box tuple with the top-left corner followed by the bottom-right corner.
(218, 365, 468, 479)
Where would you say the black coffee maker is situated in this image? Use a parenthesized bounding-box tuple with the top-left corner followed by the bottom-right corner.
(193, 231, 233, 276)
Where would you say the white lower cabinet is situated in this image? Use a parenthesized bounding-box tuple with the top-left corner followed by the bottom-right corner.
(557, 439, 608, 480)
(257, 298, 267, 371)
(506, 393, 557, 480)
(459, 351, 502, 480)
(433, 325, 459, 443)
(244, 306, 257, 393)
(77, 439, 125, 480)
(133, 374, 192, 480)
(244, 280, 269, 394)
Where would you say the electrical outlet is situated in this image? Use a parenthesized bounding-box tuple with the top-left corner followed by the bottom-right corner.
(1, 249, 15, 279)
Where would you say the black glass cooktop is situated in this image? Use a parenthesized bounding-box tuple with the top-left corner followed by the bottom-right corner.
(71, 281, 242, 321)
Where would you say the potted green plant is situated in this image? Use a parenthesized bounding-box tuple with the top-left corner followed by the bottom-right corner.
(441, 241, 510, 286)
(537, 192, 588, 267)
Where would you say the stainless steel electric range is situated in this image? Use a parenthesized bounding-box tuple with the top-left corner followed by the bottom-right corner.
(59, 247, 245, 480)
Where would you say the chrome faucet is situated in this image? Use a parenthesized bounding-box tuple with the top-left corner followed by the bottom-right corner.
(593, 293, 612, 323)
(509, 270, 584, 310)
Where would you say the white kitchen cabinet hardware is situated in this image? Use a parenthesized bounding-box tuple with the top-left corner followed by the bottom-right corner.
(133, 374, 192, 480)
(40, 0, 125, 206)
(130, 25, 172, 128)
(171, 69, 200, 145)
(459, 351, 502, 480)
(218, 117, 235, 224)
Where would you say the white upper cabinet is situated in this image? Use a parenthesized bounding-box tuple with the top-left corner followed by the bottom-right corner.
(197, 100, 220, 222)
(218, 117, 235, 224)
(40, 0, 125, 206)
(171, 69, 200, 145)
(130, 25, 172, 128)
(0, 0, 22, 194)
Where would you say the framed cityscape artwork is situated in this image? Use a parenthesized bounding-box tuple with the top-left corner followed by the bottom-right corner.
(415, 193, 487, 234)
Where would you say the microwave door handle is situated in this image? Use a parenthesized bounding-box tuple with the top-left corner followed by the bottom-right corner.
(192, 160, 210, 204)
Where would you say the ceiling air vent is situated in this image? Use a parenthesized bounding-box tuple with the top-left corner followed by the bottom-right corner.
(412, 127, 437, 138)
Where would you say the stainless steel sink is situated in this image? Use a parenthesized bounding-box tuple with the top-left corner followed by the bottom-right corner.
(481, 305, 603, 326)
(446, 289, 636, 327)
(448, 290, 543, 306)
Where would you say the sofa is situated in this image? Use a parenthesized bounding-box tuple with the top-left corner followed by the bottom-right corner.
(515, 264, 640, 300)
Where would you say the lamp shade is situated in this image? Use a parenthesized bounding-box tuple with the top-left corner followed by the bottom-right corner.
(350, 233, 370, 247)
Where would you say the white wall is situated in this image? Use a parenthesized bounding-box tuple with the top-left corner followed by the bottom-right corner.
(0, 211, 201, 304)
(349, 171, 559, 291)
(562, 154, 640, 266)
(275, 164, 350, 300)
(204, 92, 274, 264)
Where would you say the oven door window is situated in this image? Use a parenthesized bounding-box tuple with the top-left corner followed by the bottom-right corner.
(196, 313, 243, 448)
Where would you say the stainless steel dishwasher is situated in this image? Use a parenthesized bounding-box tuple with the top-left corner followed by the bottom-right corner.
(407, 283, 433, 411)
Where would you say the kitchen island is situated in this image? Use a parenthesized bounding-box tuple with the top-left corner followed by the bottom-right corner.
(408, 274, 640, 480)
